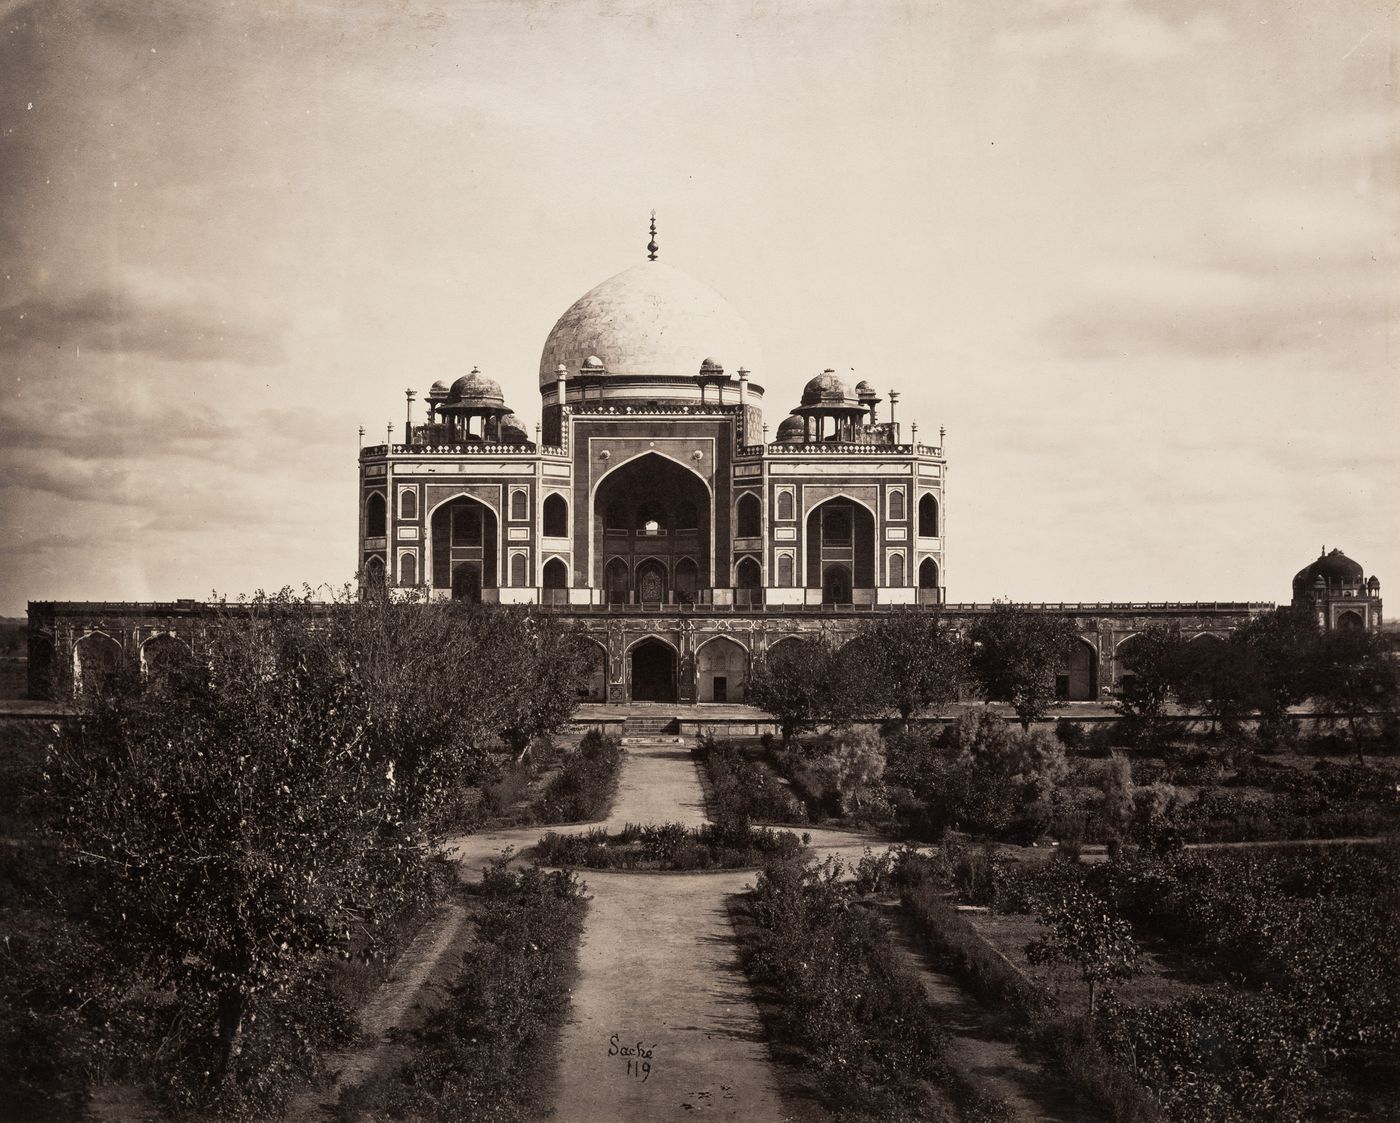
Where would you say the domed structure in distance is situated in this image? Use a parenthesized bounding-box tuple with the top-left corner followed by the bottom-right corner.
(1290, 547, 1382, 632)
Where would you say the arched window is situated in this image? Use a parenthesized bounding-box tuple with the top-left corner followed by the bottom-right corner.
(542, 494, 568, 537)
(636, 500, 666, 533)
(674, 557, 699, 603)
(400, 488, 418, 520)
(918, 557, 940, 588)
(777, 554, 794, 587)
(735, 556, 761, 589)
(918, 493, 939, 537)
(510, 489, 528, 521)
(888, 552, 905, 586)
(735, 493, 761, 538)
(510, 552, 527, 586)
(776, 490, 794, 521)
(605, 557, 630, 604)
(365, 492, 386, 538)
(888, 489, 905, 521)
(364, 555, 386, 595)
(399, 552, 418, 586)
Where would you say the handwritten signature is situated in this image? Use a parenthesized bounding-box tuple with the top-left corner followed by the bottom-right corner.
(608, 1033, 655, 1082)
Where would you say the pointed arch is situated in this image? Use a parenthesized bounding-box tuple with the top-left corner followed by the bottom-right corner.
(74, 631, 123, 695)
(542, 493, 568, 537)
(696, 635, 749, 702)
(735, 492, 761, 538)
(918, 493, 939, 537)
(364, 491, 387, 538)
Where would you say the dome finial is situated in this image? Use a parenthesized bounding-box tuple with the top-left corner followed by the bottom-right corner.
(647, 210, 658, 261)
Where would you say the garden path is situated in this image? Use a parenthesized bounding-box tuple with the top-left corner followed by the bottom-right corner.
(880, 903, 1092, 1122)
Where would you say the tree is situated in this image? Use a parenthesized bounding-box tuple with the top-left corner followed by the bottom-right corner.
(1115, 625, 1187, 730)
(967, 603, 1081, 730)
(1309, 628, 1399, 763)
(747, 637, 849, 746)
(42, 588, 588, 1109)
(812, 726, 886, 813)
(1237, 608, 1320, 733)
(861, 609, 966, 728)
(1026, 878, 1141, 1014)
(1175, 636, 1260, 736)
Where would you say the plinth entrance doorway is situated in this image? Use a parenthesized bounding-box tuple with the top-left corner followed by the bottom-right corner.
(630, 638, 678, 702)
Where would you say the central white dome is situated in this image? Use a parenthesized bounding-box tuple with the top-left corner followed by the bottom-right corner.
(538, 260, 764, 390)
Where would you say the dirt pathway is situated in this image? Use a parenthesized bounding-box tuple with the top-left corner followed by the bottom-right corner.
(287, 899, 471, 1120)
(881, 904, 1091, 1123)
(538, 736, 791, 1121)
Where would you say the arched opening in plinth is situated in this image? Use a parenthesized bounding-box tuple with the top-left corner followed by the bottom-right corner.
(74, 632, 123, 696)
(1055, 637, 1099, 701)
(629, 638, 678, 703)
(697, 636, 748, 703)
(1337, 610, 1364, 631)
(579, 640, 608, 701)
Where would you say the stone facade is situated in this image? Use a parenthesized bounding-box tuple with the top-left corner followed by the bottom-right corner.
(25, 233, 1379, 704)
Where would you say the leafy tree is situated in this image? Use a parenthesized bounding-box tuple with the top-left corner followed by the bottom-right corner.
(1115, 625, 1187, 730)
(1236, 607, 1320, 732)
(1026, 878, 1141, 1014)
(903, 711, 1068, 836)
(1097, 752, 1135, 839)
(748, 637, 850, 746)
(811, 726, 886, 814)
(967, 603, 1081, 730)
(860, 608, 966, 727)
(1309, 628, 1399, 762)
(1174, 635, 1261, 736)
(41, 589, 587, 1112)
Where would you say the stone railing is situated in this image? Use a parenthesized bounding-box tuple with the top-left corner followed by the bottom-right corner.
(360, 443, 565, 458)
(737, 442, 944, 457)
(568, 403, 743, 417)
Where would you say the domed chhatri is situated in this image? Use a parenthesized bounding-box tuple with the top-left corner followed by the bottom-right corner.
(801, 370, 852, 407)
(775, 414, 805, 443)
(448, 367, 505, 406)
(1291, 547, 1383, 632)
(537, 260, 764, 390)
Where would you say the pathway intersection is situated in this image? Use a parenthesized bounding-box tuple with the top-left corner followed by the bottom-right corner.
(448, 735, 1074, 1123)
(448, 736, 872, 1122)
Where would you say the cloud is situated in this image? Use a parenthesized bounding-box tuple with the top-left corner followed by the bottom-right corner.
(996, 0, 1228, 63)
(1038, 256, 1392, 362)
(0, 285, 286, 365)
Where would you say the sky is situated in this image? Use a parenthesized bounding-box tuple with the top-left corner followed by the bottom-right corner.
(1, 0, 1395, 615)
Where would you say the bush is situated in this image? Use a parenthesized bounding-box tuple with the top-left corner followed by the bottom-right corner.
(1055, 719, 1088, 750)
(536, 730, 625, 823)
(343, 859, 587, 1121)
(743, 857, 1009, 1121)
(696, 739, 806, 823)
(534, 820, 804, 870)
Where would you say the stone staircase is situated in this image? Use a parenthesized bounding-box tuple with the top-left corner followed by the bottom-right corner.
(623, 713, 680, 735)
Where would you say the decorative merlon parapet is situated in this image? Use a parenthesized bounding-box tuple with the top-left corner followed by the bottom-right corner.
(359, 443, 566, 459)
(736, 442, 944, 458)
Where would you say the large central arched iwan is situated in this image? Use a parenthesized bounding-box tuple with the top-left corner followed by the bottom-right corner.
(806, 497, 875, 603)
(593, 452, 711, 603)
